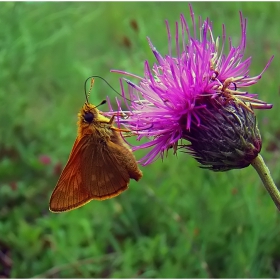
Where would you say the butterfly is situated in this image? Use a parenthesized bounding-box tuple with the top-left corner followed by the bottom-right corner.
(49, 77, 142, 212)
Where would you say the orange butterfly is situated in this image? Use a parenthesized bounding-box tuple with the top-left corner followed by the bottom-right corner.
(49, 78, 142, 212)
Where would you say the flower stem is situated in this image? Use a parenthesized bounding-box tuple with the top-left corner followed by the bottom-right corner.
(251, 154, 280, 211)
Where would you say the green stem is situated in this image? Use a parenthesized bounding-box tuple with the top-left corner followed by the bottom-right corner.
(251, 154, 280, 211)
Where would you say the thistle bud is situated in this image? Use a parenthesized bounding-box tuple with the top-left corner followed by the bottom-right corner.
(181, 97, 262, 171)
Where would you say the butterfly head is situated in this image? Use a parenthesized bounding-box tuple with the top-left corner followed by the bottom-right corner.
(81, 103, 99, 125)
(77, 101, 110, 138)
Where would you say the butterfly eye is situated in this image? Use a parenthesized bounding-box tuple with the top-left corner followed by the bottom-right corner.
(84, 112, 94, 123)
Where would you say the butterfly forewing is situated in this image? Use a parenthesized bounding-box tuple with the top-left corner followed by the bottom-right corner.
(50, 135, 132, 212)
(50, 137, 92, 212)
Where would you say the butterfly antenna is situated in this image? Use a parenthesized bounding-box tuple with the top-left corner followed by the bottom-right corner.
(84, 77, 96, 104)
(95, 99, 107, 108)
(84, 75, 132, 103)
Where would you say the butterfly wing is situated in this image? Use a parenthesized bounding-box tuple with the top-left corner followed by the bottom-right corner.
(82, 139, 131, 200)
(49, 135, 131, 212)
(109, 129, 143, 181)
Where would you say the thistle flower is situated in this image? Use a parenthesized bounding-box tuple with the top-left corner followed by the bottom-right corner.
(110, 5, 273, 170)
(108, 5, 280, 210)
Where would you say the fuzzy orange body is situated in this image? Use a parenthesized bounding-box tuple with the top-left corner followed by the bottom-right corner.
(49, 103, 142, 212)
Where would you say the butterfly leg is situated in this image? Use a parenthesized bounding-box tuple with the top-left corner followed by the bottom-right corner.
(106, 115, 132, 133)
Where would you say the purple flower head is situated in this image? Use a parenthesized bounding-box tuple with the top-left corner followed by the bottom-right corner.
(109, 5, 273, 169)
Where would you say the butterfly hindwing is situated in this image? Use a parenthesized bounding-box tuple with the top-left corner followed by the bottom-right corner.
(82, 137, 130, 200)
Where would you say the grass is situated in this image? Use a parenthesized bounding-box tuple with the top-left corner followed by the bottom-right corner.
(1, 2, 280, 278)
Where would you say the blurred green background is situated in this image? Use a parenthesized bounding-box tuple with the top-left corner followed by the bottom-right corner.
(0, 2, 280, 278)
